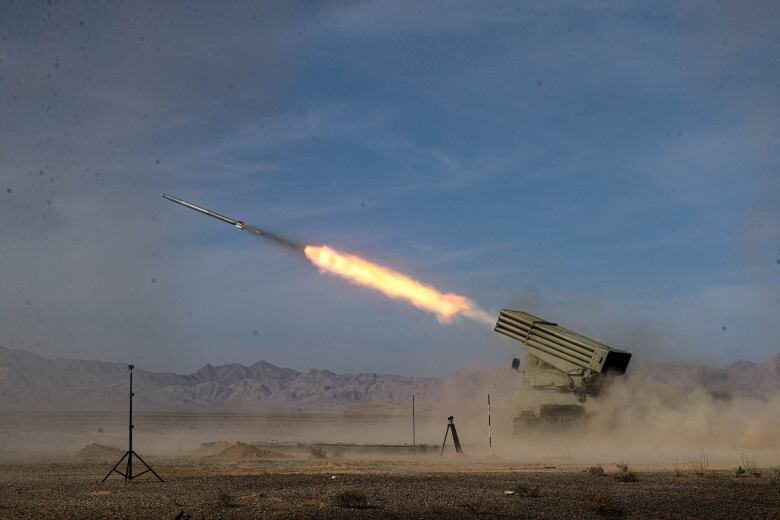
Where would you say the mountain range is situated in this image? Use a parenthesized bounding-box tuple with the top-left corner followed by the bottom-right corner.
(0, 345, 778, 411)
(0, 345, 447, 411)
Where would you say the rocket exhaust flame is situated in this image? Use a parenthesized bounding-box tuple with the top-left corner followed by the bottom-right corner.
(162, 194, 493, 325)
(304, 245, 494, 325)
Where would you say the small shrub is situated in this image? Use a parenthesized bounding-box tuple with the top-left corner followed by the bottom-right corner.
(735, 466, 746, 477)
(614, 462, 638, 482)
(614, 470, 638, 482)
(308, 444, 327, 459)
(587, 490, 624, 517)
(513, 483, 540, 497)
(588, 465, 606, 476)
(741, 454, 761, 477)
(218, 492, 239, 508)
(333, 491, 370, 509)
(685, 450, 710, 476)
(770, 468, 780, 494)
(673, 458, 683, 477)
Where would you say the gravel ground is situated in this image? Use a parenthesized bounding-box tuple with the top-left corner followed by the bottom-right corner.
(1, 458, 779, 519)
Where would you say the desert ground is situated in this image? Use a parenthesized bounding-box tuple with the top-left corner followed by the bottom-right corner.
(2, 457, 780, 519)
(2, 412, 780, 518)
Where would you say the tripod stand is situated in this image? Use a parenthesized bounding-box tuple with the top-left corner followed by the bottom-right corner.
(440, 415, 463, 455)
(103, 364, 163, 483)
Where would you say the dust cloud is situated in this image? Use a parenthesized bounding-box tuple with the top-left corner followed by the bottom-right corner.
(471, 365, 780, 467)
(2, 362, 780, 469)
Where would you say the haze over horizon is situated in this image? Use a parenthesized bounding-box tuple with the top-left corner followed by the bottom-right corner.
(1, 1, 778, 377)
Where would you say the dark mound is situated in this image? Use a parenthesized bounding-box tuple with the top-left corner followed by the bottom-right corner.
(207, 442, 291, 460)
(74, 443, 123, 461)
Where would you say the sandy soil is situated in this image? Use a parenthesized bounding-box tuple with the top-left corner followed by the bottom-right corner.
(3, 411, 780, 518)
(1, 457, 779, 519)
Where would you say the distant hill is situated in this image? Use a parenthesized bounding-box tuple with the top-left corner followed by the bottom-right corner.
(0, 346, 445, 411)
(724, 354, 780, 397)
(1, 346, 777, 411)
(624, 354, 780, 399)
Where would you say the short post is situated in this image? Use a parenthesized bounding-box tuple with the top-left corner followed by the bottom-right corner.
(487, 394, 492, 457)
(412, 394, 416, 455)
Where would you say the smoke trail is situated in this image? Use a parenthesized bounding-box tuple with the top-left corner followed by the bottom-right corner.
(240, 219, 493, 326)
(243, 224, 303, 252)
(160, 194, 493, 325)
(304, 245, 494, 325)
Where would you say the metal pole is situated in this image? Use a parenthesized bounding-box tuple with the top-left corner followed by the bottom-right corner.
(103, 364, 163, 483)
(127, 364, 134, 481)
(488, 394, 492, 457)
(412, 394, 416, 455)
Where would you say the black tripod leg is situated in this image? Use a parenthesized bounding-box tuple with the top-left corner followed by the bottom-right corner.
(440, 425, 451, 455)
(451, 424, 463, 454)
(124, 450, 133, 483)
(132, 451, 164, 482)
(102, 452, 128, 482)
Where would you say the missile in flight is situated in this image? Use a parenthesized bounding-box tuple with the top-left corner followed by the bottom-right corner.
(161, 193, 302, 252)
(162, 193, 246, 229)
(162, 193, 495, 324)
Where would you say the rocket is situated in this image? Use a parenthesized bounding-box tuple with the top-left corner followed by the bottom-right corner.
(161, 193, 246, 229)
(161, 193, 302, 252)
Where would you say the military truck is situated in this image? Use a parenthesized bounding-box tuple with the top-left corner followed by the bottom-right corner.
(494, 309, 631, 430)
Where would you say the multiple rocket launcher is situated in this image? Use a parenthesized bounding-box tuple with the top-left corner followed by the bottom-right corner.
(494, 309, 631, 378)
(494, 309, 631, 423)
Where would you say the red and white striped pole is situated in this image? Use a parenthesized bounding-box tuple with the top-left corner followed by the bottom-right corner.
(412, 394, 416, 455)
(488, 394, 492, 457)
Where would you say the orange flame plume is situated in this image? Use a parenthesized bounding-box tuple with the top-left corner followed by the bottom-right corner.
(304, 245, 493, 325)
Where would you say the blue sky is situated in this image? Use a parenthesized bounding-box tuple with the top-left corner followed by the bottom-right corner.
(1, 1, 778, 375)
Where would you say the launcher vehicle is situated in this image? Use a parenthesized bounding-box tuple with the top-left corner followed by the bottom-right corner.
(494, 309, 631, 429)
